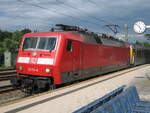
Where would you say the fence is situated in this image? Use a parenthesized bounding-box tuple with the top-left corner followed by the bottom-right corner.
(73, 86, 150, 113)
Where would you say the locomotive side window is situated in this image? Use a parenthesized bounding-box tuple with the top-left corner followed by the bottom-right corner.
(66, 40, 72, 51)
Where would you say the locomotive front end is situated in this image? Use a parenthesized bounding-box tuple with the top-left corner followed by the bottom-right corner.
(11, 33, 60, 92)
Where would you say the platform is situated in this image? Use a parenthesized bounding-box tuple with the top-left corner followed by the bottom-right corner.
(0, 64, 150, 113)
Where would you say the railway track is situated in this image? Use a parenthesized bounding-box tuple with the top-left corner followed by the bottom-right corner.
(0, 70, 17, 94)
(0, 64, 149, 106)
(0, 69, 25, 105)
(0, 70, 16, 80)
(0, 85, 21, 94)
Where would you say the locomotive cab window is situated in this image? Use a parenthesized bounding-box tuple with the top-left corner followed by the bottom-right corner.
(22, 37, 56, 51)
(66, 40, 72, 51)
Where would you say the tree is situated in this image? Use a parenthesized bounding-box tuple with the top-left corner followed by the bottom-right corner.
(143, 42, 150, 47)
(135, 41, 143, 46)
(21, 29, 31, 34)
(0, 30, 12, 42)
(135, 40, 150, 47)
(0, 30, 12, 52)
(0, 28, 32, 52)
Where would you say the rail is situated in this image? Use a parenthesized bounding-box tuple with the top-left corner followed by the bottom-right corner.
(0, 64, 149, 106)
(0, 70, 17, 94)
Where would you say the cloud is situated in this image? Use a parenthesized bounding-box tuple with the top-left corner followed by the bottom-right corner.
(0, 0, 150, 35)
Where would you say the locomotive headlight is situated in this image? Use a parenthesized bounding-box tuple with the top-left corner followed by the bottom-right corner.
(18, 66, 23, 71)
(45, 68, 51, 73)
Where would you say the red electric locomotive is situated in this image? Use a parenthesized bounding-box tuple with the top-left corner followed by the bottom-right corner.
(11, 24, 131, 92)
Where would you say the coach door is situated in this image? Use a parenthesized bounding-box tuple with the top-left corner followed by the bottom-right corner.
(72, 41, 81, 79)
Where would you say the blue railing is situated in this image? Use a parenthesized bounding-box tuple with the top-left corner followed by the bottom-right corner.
(73, 85, 150, 113)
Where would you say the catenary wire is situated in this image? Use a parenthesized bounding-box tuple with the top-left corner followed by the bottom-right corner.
(55, 0, 110, 24)
(17, 0, 104, 27)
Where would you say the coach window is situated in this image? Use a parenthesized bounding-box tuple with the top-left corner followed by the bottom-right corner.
(66, 40, 72, 51)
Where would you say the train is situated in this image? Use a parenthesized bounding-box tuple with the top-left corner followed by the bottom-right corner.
(11, 24, 150, 93)
(131, 44, 150, 65)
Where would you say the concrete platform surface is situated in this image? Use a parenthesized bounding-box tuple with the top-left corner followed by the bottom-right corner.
(0, 64, 150, 113)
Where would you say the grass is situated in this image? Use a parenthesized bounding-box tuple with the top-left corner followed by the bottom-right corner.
(0, 65, 15, 71)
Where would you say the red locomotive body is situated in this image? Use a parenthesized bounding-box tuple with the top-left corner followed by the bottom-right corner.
(12, 24, 130, 92)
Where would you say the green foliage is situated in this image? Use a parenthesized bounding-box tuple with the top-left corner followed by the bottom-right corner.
(135, 41, 143, 46)
(143, 42, 150, 47)
(21, 29, 32, 34)
(0, 66, 13, 70)
(0, 30, 12, 42)
(0, 29, 31, 52)
(135, 40, 150, 47)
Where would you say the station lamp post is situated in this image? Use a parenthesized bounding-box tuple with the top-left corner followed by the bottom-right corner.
(124, 24, 129, 41)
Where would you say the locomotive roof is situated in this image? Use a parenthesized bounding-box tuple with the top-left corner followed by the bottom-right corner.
(24, 30, 123, 42)
(23, 31, 84, 42)
(23, 31, 127, 47)
(23, 24, 128, 47)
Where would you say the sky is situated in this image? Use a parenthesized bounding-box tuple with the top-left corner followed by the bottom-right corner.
(0, 0, 150, 42)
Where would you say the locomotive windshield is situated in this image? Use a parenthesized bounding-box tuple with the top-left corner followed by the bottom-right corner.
(22, 37, 57, 51)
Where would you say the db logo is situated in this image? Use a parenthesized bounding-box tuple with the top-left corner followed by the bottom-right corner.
(30, 58, 37, 64)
